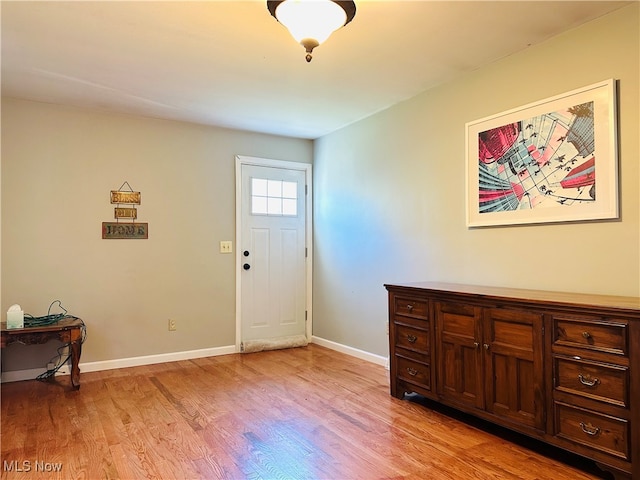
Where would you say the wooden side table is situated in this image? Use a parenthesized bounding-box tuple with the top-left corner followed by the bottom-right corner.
(1, 317, 85, 389)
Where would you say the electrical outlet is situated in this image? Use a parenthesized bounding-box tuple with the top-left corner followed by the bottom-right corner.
(220, 241, 233, 253)
(168, 319, 177, 331)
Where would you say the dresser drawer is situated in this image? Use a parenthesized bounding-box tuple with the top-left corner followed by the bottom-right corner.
(553, 317, 627, 355)
(395, 324, 429, 353)
(394, 296, 428, 319)
(554, 356, 628, 407)
(396, 355, 431, 389)
(554, 402, 629, 460)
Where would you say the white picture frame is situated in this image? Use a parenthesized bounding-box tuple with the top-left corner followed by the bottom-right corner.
(465, 79, 618, 227)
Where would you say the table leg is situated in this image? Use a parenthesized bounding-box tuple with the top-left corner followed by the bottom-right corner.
(69, 339, 81, 389)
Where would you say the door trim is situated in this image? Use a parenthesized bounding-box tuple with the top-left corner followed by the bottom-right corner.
(234, 155, 313, 352)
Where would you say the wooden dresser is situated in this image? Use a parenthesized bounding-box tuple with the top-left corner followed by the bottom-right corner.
(386, 282, 640, 479)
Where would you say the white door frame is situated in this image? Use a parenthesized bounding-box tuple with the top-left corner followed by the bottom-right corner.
(234, 155, 313, 352)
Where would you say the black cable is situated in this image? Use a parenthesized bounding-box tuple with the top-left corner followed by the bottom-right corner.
(22, 300, 87, 382)
(36, 320, 86, 382)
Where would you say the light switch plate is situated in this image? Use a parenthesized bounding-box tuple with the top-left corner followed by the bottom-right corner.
(220, 241, 233, 253)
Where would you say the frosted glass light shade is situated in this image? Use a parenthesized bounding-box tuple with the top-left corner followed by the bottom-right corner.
(275, 0, 347, 45)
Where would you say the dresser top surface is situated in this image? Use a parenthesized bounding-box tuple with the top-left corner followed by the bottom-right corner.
(384, 282, 640, 313)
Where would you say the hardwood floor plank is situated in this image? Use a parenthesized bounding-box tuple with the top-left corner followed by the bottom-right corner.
(148, 377, 204, 432)
(1, 344, 610, 479)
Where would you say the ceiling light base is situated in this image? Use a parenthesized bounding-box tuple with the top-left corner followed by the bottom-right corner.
(301, 38, 319, 63)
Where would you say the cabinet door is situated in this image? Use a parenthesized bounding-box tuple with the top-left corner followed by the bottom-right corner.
(435, 301, 484, 410)
(483, 308, 545, 431)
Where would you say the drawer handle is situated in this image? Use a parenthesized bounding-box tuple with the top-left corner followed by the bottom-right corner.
(582, 331, 592, 339)
(406, 304, 414, 312)
(406, 367, 418, 376)
(406, 334, 417, 344)
(578, 374, 600, 388)
(579, 422, 601, 437)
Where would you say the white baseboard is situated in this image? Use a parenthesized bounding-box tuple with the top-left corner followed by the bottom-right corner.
(311, 336, 388, 367)
(1, 345, 237, 384)
(1, 340, 389, 384)
(0, 367, 69, 384)
(80, 345, 237, 373)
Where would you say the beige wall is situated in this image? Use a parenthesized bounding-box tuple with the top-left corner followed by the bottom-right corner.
(313, 4, 640, 356)
(1, 100, 312, 370)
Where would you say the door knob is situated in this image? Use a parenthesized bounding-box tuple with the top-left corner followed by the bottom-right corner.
(243, 250, 250, 257)
(243, 263, 251, 270)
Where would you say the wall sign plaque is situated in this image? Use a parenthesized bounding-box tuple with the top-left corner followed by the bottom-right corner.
(110, 190, 141, 204)
(102, 222, 148, 239)
(114, 207, 137, 219)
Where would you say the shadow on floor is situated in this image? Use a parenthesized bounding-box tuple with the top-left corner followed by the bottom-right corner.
(405, 393, 615, 480)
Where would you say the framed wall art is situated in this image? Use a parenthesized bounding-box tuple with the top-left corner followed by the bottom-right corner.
(465, 79, 618, 227)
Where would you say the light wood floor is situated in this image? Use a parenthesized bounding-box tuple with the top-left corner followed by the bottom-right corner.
(1, 344, 610, 480)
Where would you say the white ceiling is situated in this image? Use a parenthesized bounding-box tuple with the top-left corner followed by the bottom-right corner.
(1, 1, 630, 139)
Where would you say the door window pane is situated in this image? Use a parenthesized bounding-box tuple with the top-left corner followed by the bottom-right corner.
(252, 196, 268, 215)
(267, 180, 282, 197)
(252, 178, 268, 196)
(267, 197, 282, 215)
(282, 181, 297, 199)
(282, 198, 297, 215)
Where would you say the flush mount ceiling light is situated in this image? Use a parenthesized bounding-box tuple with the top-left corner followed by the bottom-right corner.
(267, 0, 356, 62)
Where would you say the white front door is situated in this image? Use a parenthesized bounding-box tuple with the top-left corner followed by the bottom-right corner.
(235, 156, 311, 349)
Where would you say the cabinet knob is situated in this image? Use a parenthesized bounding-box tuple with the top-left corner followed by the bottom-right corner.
(406, 367, 418, 377)
(407, 334, 417, 344)
(473, 342, 480, 349)
(582, 331, 592, 339)
(406, 304, 414, 312)
(483, 343, 490, 350)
